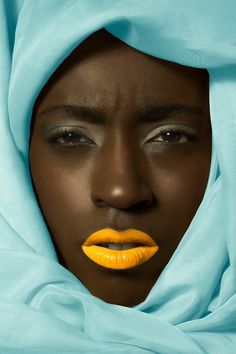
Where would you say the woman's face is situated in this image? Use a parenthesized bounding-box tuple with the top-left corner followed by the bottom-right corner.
(29, 29, 212, 307)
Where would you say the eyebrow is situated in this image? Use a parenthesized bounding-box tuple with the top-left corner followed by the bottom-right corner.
(38, 105, 104, 124)
(138, 104, 204, 122)
(37, 104, 205, 124)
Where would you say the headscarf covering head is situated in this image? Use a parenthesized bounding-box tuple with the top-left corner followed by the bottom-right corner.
(0, 0, 236, 352)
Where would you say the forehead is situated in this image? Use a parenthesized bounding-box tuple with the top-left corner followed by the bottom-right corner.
(34, 29, 209, 114)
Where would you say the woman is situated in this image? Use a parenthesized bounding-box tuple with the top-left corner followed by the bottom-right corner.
(29, 28, 212, 307)
(1, 0, 236, 353)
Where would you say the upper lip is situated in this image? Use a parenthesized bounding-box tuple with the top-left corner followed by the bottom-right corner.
(82, 228, 157, 247)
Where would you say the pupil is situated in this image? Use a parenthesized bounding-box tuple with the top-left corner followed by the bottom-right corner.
(164, 132, 180, 142)
(64, 132, 75, 141)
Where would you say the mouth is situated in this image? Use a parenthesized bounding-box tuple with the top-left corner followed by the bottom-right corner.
(82, 228, 159, 270)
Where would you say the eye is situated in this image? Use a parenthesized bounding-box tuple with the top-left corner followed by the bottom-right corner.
(144, 126, 197, 145)
(155, 129, 192, 143)
(47, 127, 95, 147)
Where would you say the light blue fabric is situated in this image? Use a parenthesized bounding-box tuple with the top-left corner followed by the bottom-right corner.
(0, 0, 236, 353)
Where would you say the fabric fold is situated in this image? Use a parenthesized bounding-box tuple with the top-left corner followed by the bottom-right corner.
(1, 0, 236, 352)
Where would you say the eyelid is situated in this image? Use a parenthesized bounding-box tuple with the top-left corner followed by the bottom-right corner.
(46, 125, 97, 145)
(46, 125, 98, 139)
(47, 125, 88, 134)
(143, 124, 197, 143)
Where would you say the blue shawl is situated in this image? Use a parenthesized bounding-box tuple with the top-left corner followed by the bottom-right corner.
(0, 1, 236, 353)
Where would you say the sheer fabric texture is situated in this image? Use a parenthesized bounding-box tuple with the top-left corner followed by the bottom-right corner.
(0, 0, 236, 353)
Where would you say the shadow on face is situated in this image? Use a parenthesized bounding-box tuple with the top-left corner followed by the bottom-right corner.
(29, 28, 212, 307)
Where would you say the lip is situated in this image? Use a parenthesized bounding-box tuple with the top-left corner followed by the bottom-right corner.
(82, 228, 159, 270)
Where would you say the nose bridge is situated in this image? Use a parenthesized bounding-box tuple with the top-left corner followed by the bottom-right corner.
(91, 134, 152, 209)
(105, 135, 138, 187)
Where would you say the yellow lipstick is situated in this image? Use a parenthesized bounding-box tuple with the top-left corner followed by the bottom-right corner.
(82, 228, 159, 270)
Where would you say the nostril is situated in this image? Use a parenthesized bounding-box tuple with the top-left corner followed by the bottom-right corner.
(91, 174, 154, 210)
(94, 198, 107, 207)
(128, 198, 154, 212)
(94, 196, 154, 212)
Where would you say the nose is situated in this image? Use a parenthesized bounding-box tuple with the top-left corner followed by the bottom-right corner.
(90, 138, 154, 210)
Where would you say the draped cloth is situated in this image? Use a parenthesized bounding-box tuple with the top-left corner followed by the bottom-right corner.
(0, 0, 236, 353)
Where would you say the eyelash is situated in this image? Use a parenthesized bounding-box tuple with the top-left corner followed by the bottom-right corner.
(48, 127, 196, 148)
(48, 128, 94, 147)
(148, 127, 197, 144)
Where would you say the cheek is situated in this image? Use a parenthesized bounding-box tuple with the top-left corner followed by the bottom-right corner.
(29, 145, 93, 236)
(151, 150, 211, 228)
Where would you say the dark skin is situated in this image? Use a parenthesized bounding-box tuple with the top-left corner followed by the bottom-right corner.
(29, 29, 212, 307)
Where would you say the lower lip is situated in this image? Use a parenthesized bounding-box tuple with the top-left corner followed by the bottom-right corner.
(82, 232, 158, 270)
(82, 245, 158, 270)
